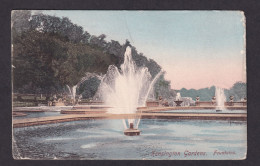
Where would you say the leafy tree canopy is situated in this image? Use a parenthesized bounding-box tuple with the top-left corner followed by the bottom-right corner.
(12, 11, 167, 98)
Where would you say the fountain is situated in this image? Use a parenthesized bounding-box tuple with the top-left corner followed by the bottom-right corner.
(174, 92, 183, 106)
(66, 73, 103, 105)
(215, 87, 226, 111)
(66, 85, 77, 105)
(123, 123, 141, 136)
(98, 46, 163, 136)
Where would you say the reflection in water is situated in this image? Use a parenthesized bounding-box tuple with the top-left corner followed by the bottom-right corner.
(13, 119, 247, 160)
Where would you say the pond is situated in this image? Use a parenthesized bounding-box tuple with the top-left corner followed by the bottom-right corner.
(13, 118, 247, 160)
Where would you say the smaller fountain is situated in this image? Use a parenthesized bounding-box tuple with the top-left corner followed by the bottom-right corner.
(66, 73, 103, 106)
(174, 92, 183, 106)
(215, 87, 226, 112)
(124, 123, 141, 136)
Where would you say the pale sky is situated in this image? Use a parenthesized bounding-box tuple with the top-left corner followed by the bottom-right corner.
(42, 10, 246, 90)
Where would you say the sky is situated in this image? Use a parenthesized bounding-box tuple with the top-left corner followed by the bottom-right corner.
(42, 10, 246, 90)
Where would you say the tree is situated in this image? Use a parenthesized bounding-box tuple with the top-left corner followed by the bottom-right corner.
(30, 14, 88, 43)
(12, 30, 67, 94)
(178, 86, 216, 101)
(12, 11, 172, 100)
(78, 77, 101, 99)
(11, 10, 31, 34)
(229, 82, 247, 101)
(105, 40, 124, 58)
(153, 74, 176, 100)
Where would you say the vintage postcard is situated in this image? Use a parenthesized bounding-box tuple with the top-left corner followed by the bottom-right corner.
(12, 10, 247, 160)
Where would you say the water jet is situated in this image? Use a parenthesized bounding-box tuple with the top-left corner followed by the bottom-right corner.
(98, 46, 163, 133)
(215, 87, 226, 112)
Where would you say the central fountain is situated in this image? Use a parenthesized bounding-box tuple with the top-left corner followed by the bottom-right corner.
(98, 46, 163, 136)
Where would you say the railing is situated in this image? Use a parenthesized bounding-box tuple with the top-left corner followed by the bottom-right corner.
(78, 101, 104, 105)
(195, 101, 247, 106)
